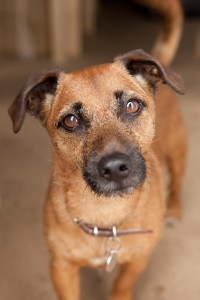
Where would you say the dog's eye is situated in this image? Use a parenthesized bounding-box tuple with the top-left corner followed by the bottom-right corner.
(63, 114, 79, 129)
(126, 99, 140, 114)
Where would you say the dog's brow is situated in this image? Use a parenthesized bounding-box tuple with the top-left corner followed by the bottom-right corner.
(114, 91, 124, 100)
(58, 102, 83, 119)
(74, 102, 91, 129)
(114, 91, 124, 117)
(72, 101, 83, 113)
(72, 102, 89, 124)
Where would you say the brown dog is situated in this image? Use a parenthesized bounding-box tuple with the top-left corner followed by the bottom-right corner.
(8, 49, 187, 300)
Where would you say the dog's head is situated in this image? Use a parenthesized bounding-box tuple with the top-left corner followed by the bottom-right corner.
(9, 50, 184, 198)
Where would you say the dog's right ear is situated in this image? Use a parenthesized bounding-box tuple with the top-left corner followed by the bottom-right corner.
(115, 49, 185, 95)
(8, 70, 60, 133)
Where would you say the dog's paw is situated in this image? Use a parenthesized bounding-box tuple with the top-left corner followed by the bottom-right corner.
(165, 205, 181, 227)
(165, 216, 180, 228)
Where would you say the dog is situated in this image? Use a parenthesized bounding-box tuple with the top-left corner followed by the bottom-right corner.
(8, 48, 187, 299)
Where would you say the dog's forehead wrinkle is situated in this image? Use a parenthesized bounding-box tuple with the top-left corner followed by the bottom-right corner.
(61, 63, 137, 95)
(65, 63, 114, 90)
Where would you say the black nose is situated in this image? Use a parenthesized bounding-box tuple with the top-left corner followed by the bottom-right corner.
(98, 153, 132, 182)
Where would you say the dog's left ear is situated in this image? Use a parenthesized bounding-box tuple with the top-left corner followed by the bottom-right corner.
(115, 49, 185, 95)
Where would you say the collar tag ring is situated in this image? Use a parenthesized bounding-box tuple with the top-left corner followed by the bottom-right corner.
(112, 225, 117, 237)
(93, 226, 99, 236)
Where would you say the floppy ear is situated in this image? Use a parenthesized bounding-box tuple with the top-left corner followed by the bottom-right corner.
(8, 70, 60, 133)
(115, 49, 185, 95)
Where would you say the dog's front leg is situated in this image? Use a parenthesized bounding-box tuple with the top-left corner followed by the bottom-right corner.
(50, 257, 80, 300)
(110, 257, 149, 300)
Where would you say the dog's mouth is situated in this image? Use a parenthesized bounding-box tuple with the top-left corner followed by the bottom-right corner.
(83, 149, 146, 197)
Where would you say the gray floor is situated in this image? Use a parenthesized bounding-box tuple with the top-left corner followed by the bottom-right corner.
(0, 2, 200, 299)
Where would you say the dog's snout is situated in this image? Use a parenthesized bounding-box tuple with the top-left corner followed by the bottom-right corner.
(84, 145, 146, 196)
(98, 153, 132, 182)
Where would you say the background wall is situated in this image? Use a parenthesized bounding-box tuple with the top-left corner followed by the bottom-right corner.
(0, 1, 200, 300)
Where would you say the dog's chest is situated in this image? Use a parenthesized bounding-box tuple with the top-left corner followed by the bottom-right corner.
(52, 231, 153, 269)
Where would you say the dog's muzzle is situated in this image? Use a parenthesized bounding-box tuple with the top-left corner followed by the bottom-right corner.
(83, 147, 146, 196)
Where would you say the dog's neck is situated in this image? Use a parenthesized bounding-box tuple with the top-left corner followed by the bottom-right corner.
(73, 218, 153, 237)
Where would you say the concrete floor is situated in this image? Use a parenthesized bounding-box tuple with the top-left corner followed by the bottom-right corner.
(0, 1, 200, 299)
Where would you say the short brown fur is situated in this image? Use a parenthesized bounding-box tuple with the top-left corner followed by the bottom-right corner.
(8, 49, 187, 300)
(135, 0, 184, 66)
